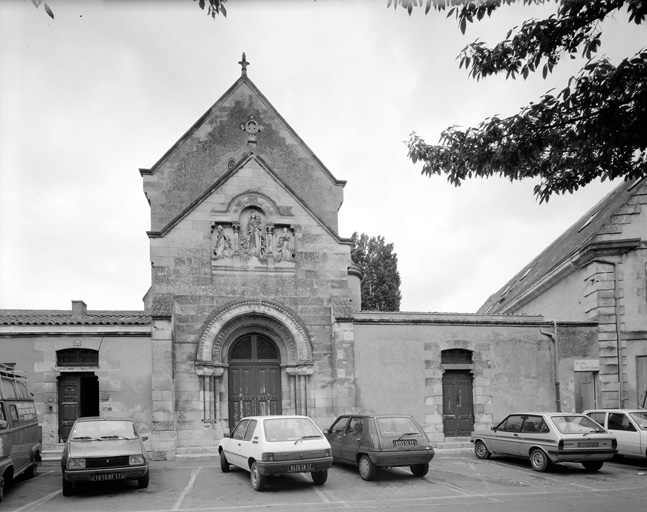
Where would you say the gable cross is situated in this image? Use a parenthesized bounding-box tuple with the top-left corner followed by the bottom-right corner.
(239, 53, 250, 77)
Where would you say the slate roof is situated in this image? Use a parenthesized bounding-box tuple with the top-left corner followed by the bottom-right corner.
(477, 177, 646, 314)
(0, 310, 151, 326)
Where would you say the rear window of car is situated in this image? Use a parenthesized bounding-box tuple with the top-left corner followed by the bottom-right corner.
(551, 415, 605, 434)
(376, 417, 422, 437)
(264, 417, 323, 442)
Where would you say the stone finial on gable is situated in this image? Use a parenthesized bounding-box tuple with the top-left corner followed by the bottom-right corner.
(238, 52, 250, 77)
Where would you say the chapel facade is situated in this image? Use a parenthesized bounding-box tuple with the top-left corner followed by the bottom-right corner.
(0, 57, 617, 461)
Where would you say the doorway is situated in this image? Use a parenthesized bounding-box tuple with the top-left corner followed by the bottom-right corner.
(57, 373, 99, 441)
(442, 371, 474, 437)
(574, 371, 598, 412)
(227, 334, 282, 429)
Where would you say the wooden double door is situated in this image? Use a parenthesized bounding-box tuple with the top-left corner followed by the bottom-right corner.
(442, 371, 474, 437)
(228, 334, 282, 429)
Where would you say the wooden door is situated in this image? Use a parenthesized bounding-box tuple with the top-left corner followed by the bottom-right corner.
(442, 371, 473, 437)
(58, 374, 80, 441)
(228, 334, 281, 430)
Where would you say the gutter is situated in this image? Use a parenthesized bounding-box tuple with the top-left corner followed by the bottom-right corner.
(540, 321, 561, 412)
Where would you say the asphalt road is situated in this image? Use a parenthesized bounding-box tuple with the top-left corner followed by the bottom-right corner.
(3, 453, 646, 512)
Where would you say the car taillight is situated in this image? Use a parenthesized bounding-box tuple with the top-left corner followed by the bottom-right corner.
(129, 454, 145, 465)
(262, 452, 274, 462)
(612, 438, 617, 449)
(325, 449, 331, 457)
(68, 458, 86, 469)
(558, 440, 564, 450)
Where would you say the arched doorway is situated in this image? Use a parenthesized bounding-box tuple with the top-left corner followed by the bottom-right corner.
(228, 333, 282, 429)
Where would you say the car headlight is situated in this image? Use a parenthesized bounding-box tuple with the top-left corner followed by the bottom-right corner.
(325, 449, 331, 457)
(262, 452, 275, 462)
(68, 458, 86, 469)
(129, 454, 145, 465)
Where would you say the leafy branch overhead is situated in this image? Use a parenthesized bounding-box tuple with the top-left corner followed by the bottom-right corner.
(394, 0, 647, 202)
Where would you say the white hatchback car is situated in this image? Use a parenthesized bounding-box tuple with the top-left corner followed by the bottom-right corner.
(584, 409, 647, 460)
(218, 415, 333, 491)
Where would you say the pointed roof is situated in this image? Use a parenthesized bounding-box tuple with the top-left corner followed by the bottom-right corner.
(478, 178, 646, 314)
(140, 55, 346, 234)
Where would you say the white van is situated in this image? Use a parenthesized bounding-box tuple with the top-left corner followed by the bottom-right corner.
(0, 364, 41, 502)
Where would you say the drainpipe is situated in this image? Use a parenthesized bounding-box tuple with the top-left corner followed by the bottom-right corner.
(541, 321, 561, 412)
(595, 259, 624, 408)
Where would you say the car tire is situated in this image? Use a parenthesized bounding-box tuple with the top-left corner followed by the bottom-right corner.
(62, 476, 74, 497)
(529, 449, 550, 472)
(220, 451, 230, 473)
(410, 463, 429, 477)
(138, 471, 150, 488)
(0, 480, 4, 503)
(25, 462, 38, 479)
(582, 461, 604, 472)
(311, 470, 328, 485)
(358, 455, 377, 481)
(474, 440, 491, 460)
(250, 462, 266, 491)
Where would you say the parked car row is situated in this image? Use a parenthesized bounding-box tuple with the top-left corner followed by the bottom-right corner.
(55, 408, 647, 496)
(218, 413, 435, 491)
(470, 409, 647, 473)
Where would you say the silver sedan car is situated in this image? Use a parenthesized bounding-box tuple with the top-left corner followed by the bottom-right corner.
(470, 412, 617, 472)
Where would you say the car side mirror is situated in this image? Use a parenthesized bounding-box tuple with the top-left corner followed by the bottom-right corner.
(0, 419, 7, 429)
(490, 427, 496, 431)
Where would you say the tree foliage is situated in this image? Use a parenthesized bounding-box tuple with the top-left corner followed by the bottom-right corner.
(30, 0, 54, 19)
(351, 232, 402, 312)
(393, 0, 647, 202)
(196, 0, 228, 18)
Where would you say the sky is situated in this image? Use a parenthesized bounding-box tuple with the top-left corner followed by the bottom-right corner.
(1, 0, 645, 314)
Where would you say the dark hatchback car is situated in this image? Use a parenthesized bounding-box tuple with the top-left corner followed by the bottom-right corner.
(324, 414, 434, 480)
(61, 417, 149, 496)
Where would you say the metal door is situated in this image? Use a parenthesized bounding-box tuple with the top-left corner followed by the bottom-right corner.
(575, 371, 597, 412)
(442, 371, 474, 437)
(228, 334, 281, 430)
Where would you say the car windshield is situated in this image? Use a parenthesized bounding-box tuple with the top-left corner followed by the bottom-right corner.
(629, 411, 647, 429)
(551, 415, 605, 434)
(376, 417, 421, 437)
(263, 417, 322, 442)
(70, 420, 137, 440)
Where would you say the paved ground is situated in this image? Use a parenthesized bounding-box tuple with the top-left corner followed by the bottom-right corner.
(3, 453, 646, 512)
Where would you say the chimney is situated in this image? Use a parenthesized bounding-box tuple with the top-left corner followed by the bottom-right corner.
(72, 300, 87, 316)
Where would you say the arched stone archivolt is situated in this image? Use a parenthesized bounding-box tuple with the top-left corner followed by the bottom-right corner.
(195, 299, 313, 368)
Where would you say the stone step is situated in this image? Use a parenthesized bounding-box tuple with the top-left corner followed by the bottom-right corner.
(42, 449, 64, 462)
(433, 437, 473, 454)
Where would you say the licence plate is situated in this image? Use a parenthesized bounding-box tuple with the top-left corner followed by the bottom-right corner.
(93, 473, 122, 481)
(393, 440, 418, 447)
(578, 442, 599, 448)
(288, 464, 313, 472)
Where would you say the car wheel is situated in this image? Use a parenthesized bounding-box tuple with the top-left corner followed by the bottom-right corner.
(410, 463, 429, 477)
(25, 462, 38, 479)
(358, 455, 377, 481)
(62, 476, 74, 497)
(529, 449, 550, 472)
(474, 440, 491, 460)
(0, 480, 4, 503)
(138, 471, 150, 488)
(220, 451, 230, 473)
(250, 462, 266, 491)
(582, 461, 604, 472)
(311, 470, 328, 485)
